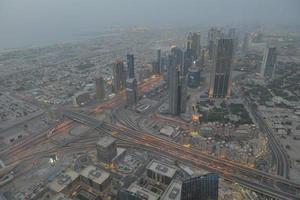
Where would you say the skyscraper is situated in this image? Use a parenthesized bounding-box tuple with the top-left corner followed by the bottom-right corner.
(171, 46, 184, 76)
(127, 54, 135, 79)
(208, 27, 222, 60)
(168, 51, 187, 115)
(242, 32, 250, 53)
(191, 32, 201, 60)
(125, 54, 139, 105)
(117, 189, 144, 200)
(181, 173, 219, 200)
(126, 78, 138, 105)
(209, 38, 234, 98)
(95, 76, 105, 101)
(155, 49, 162, 74)
(261, 46, 277, 79)
(113, 60, 126, 93)
(228, 28, 238, 51)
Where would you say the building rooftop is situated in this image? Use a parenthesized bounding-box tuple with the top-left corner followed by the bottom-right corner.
(51, 193, 73, 200)
(161, 180, 182, 200)
(160, 126, 175, 137)
(48, 168, 79, 193)
(96, 136, 116, 148)
(80, 165, 110, 185)
(146, 160, 177, 178)
(128, 184, 160, 200)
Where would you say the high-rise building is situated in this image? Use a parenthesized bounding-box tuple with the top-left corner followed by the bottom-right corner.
(154, 49, 162, 74)
(228, 28, 238, 51)
(126, 78, 138, 105)
(242, 33, 250, 53)
(95, 76, 105, 101)
(187, 62, 200, 88)
(181, 173, 219, 200)
(171, 46, 184, 73)
(96, 136, 117, 163)
(191, 32, 201, 60)
(127, 54, 135, 79)
(117, 189, 144, 200)
(113, 60, 126, 93)
(209, 38, 234, 98)
(261, 46, 277, 79)
(168, 51, 187, 115)
(208, 27, 222, 60)
(180, 75, 187, 113)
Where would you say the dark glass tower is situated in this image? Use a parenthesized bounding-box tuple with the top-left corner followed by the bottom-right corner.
(127, 54, 135, 79)
(113, 60, 126, 93)
(261, 47, 277, 79)
(209, 38, 234, 98)
(181, 173, 219, 200)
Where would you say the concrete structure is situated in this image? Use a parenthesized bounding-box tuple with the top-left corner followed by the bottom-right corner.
(153, 49, 162, 74)
(146, 160, 177, 185)
(117, 189, 144, 200)
(113, 60, 126, 93)
(181, 173, 219, 200)
(128, 184, 160, 200)
(126, 78, 138, 106)
(96, 136, 117, 163)
(80, 165, 111, 192)
(160, 125, 175, 137)
(73, 91, 90, 107)
(95, 76, 105, 101)
(51, 193, 73, 200)
(48, 168, 80, 194)
(209, 38, 234, 98)
(161, 180, 182, 200)
(261, 46, 277, 79)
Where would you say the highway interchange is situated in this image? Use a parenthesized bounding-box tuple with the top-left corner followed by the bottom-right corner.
(1, 75, 300, 200)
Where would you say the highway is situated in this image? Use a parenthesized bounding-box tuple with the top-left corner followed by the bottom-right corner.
(65, 110, 300, 200)
(234, 73, 290, 179)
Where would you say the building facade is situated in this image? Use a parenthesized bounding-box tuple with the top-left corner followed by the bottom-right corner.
(96, 136, 117, 163)
(95, 76, 105, 101)
(181, 173, 219, 200)
(127, 54, 135, 79)
(209, 38, 234, 98)
(261, 47, 277, 79)
(126, 78, 138, 105)
(113, 60, 126, 93)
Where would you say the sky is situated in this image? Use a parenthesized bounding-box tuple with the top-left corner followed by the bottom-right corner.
(0, 0, 299, 49)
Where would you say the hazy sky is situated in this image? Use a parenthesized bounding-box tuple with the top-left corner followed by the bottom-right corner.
(0, 0, 299, 49)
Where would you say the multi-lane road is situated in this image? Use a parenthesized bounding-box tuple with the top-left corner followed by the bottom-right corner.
(65, 110, 300, 200)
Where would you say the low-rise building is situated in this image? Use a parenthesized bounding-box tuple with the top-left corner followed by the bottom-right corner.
(128, 184, 160, 200)
(80, 165, 111, 192)
(161, 180, 182, 200)
(146, 160, 177, 185)
(48, 168, 80, 194)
